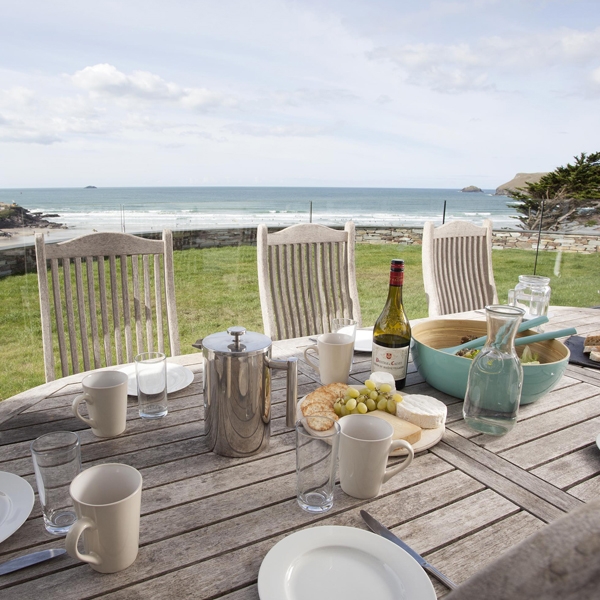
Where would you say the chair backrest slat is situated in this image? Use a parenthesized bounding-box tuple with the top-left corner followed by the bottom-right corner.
(85, 256, 102, 369)
(74, 257, 91, 372)
(35, 230, 180, 382)
(423, 219, 498, 317)
(97, 256, 112, 366)
(257, 222, 361, 341)
(143, 255, 154, 353)
(131, 254, 143, 356)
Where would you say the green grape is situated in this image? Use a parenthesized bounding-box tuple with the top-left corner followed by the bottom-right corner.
(340, 405, 350, 417)
(351, 408, 360, 414)
(333, 402, 342, 416)
(377, 398, 388, 411)
(387, 399, 396, 414)
(369, 391, 378, 400)
(357, 402, 368, 414)
(366, 398, 377, 412)
(359, 387, 369, 395)
(379, 383, 392, 393)
(377, 394, 387, 402)
(393, 393, 403, 403)
(365, 379, 376, 391)
(347, 387, 360, 399)
(346, 398, 357, 411)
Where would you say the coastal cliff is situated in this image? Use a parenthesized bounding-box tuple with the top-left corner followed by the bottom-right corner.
(0, 203, 65, 235)
(495, 173, 547, 196)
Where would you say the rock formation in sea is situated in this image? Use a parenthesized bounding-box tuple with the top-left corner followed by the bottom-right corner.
(0, 202, 66, 233)
(495, 173, 547, 196)
(461, 185, 483, 193)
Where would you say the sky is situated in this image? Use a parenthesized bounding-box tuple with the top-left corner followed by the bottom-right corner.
(1, 0, 599, 189)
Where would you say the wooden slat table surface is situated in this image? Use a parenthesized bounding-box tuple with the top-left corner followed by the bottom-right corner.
(1, 306, 599, 599)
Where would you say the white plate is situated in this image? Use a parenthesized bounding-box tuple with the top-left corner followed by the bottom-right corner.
(115, 363, 195, 396)
(354, 328, 373, 353)
(596, 433, 600, 451)
(258, 526, 436, 600)
(0, 471, 35, 543)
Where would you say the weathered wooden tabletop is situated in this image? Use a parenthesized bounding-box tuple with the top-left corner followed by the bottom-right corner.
(1, 306, 599, 599)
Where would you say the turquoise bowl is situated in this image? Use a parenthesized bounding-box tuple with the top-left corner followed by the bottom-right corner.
(411, 319, 570, 405)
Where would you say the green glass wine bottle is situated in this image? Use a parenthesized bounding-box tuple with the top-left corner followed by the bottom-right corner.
(371, 259, 411, 389)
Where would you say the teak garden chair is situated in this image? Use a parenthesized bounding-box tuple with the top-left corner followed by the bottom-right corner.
(257, 221, 361, 341)
(422, 219, 498, 317)
(35, 230, 180, 382)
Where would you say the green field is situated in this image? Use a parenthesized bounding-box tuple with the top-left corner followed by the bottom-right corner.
(1, 244, 598, 401)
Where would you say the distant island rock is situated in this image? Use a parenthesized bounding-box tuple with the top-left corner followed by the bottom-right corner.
(0, 202, 66, 230)
(495, 173, 548, 196)
(461, 186, 483, 193)
(85, 185, 97, 189)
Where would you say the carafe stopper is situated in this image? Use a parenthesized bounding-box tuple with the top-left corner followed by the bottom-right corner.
(227, 326, 246, 351)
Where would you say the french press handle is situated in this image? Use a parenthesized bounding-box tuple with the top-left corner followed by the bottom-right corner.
(265, 356, 298, 428)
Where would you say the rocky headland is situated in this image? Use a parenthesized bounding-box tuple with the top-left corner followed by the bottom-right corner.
(0, 203, 65, 237)
(495, 172, 548, 196)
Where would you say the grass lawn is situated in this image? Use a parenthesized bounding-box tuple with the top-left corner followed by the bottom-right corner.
(1, 243, 598, 401)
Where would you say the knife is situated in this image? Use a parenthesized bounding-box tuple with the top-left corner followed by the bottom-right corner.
(360, 510, 458, 590)
(0, 549, 66, 575)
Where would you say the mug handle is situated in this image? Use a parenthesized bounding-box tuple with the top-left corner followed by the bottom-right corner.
(66, 517, 102, 566)
(303, 345, 320, 372)
(72, 394, 97, 429)
(382, 440, 414, 484)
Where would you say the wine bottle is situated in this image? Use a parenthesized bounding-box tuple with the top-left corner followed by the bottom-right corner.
(371, 259, 411, 390)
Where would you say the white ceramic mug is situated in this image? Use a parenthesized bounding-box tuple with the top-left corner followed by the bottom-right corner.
(339, 414, 414, 499)
(303, 333, 354, 384)
(66, 463, 143, 573)
(72, 371, 129, 437)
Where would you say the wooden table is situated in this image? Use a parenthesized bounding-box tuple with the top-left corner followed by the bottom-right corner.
(1, 306, 599, 599)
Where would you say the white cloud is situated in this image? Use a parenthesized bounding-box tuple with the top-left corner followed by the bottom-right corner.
(222, 121, 340, 137)
(367, 26, 600, 93)
(71, 64, 237, 111)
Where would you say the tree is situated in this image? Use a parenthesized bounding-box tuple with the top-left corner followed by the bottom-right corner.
(507, 152, 600, 230)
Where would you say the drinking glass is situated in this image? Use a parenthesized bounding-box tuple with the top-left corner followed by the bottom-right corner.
(508, 275, 551, 330)
(135, 352, 168, 419)
(31, 431, 81, 535)
(296, 416, 340, 513)
(463, 305, 525, 436)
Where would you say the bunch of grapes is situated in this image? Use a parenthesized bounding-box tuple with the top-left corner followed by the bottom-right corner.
(334, 380, 402, 417)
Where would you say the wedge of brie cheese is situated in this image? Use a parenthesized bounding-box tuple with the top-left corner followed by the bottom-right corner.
(395, 394, 447, 429)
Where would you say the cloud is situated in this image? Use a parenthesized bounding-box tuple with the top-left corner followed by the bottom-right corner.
(71, 64, 237, 111)
(222, 121, 340, 137)
(367, 26, 600, 93)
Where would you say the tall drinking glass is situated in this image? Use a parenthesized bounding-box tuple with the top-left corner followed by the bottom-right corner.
(135, 352, 168, 419)
(296, 416, 340, 513)
(463, 305, 525, 436)
(31, 431, 81, 535)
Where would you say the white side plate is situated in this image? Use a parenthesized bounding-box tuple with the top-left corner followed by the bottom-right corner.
(115, 363, 195, 396)
(596, 433, 600, 451)
(0, 472, 35, 543)
(258, 526, 436, 600)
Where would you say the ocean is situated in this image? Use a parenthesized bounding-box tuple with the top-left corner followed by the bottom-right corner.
(0, 187, 519, 239)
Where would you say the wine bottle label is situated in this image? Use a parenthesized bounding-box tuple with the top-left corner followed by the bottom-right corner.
(371, 343, 409, 380)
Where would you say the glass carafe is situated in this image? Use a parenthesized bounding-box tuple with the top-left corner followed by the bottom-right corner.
(463, 305, 525, 436)
(508, 275, 551, 328)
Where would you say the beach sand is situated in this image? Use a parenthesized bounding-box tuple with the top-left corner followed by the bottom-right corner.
(0, 227, 95, 249)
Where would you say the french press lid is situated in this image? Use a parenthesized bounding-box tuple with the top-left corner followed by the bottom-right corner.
(201, 326, 272, 356)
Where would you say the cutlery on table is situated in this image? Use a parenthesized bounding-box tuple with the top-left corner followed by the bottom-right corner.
(0, 549, 66, 575)
(360, 510, 458, 590)
(442, 315, 549, 354)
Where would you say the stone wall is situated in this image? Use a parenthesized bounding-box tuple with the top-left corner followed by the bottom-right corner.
(1, 226, 597, 278)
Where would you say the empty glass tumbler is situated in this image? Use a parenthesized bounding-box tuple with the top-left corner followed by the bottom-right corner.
(508, 275, 551, 327)
(463, 305, 525, 436)
(135, 352, 168, 419)
(31, 431, 82, 535)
